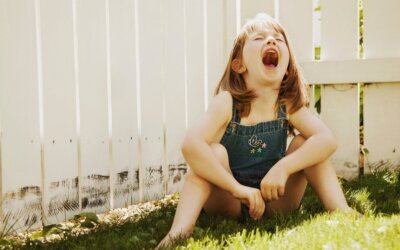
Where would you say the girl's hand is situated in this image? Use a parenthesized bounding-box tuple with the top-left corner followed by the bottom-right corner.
(232, 185, 265, 220)
(260, 165, 289, 201)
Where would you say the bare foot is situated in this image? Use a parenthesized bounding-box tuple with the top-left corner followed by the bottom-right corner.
(334, 206, 364, 218)
(155, 234, 173, 250)
(156, 232, 191, 249)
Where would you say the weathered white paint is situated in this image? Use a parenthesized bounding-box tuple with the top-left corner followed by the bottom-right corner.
(278, 0, 314, 62)
(321, 85, 359, 179)
(320, 0, 359, 60)
(363, 0, 400, 58)
(300, 58, 400, 84)
(240, 0, 275, 24)
(1, 0, 400, 232)
(224, 0, 239, 60)
(364, 83, 400, 172)
(39, 0, 79, 224)
(76, 0, 110, 213)
(0, 0, 43, 230)
(163, 0, 187, 194)
(206, 0, 225, 101)
(136, 0, 164, 202)
(363, 0, 400, 172)
(185, 0, 206, 127)
(319, 0, 359, 179)
(108, 0, 140, 208)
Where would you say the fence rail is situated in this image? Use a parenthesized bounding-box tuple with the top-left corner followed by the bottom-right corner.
(1, 0, 399, 231)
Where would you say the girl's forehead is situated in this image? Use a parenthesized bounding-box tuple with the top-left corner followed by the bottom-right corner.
(244, 21, 282, 36)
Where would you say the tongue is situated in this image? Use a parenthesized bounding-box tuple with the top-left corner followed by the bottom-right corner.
(263, 51, 278, 67)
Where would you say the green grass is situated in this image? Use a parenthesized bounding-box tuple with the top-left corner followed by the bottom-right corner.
(5, 170, 400, 249)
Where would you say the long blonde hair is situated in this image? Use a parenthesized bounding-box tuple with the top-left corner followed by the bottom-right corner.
(215, 13, 309, 117)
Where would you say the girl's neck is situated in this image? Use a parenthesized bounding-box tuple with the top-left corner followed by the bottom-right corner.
(240, 87, 280, 125)
(253, 86, 279, 105)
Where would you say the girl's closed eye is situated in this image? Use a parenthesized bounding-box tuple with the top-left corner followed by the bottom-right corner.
(275, 36, 285, 42)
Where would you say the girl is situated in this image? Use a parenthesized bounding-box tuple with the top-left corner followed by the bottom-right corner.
(157, 13, 352, 248)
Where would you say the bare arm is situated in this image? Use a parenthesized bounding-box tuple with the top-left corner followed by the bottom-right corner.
(182, 91, 265, 219)
(261, 106, 337, 200)
(279, 106, 337, 175)
(182, 91, 244, 195)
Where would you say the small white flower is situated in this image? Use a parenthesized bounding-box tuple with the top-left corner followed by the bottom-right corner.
(351, 241, 361, 249)
(325, 220, 339, 226)
(285, 229, 296, 236)
(322, 242, 334, 250)
(377, 226, 386, 233)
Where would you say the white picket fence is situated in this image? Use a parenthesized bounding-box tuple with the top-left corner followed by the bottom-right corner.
(0, 0, 399, 231)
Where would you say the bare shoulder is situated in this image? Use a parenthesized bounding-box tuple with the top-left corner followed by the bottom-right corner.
(185, 91, 233, 143)
(212, 90, 232, 106)
(208, 91, 233, 124)
(287, 104, 332, 138)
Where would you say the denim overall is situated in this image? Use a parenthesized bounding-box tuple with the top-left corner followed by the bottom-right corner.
(220, 98, 289, 191)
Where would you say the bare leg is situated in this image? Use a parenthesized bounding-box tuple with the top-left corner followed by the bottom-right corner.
(156, 144, 241, 249)
(267, 135, 351, 214)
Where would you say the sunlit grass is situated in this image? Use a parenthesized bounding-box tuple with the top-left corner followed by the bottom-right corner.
(3, 169, 399, 249)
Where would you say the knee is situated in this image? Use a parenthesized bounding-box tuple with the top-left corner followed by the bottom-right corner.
(184, 170, 212, 190)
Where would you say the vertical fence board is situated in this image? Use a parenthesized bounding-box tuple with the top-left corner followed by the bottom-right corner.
(137, 0, 164, 201)
(76, 0, 110, 213)
(321, 85, 359, 178)
(363, 0, 400, 58)
(185, 0, 206, 127)
(163, 0, 187, 194)
(320, 0, 358, 60)
(0, 0, 42, 229)
(206, 0, 225, 102)
(319, 0, 359, 179)
(224, 0, 238, 61)
(364, 83, 400, 171)
(240, 0, 275, 24)
(363, 0, 400, 173)
(109, 0, 139, 208)
(40, 0, 79, 224)
(278, 0, 313, 62)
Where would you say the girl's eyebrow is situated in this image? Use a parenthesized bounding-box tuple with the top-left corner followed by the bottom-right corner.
(252, 30, 284, 38)
(253, 30, 283, 37)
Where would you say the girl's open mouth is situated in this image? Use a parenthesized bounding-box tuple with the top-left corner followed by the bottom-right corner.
(262, 49, 279, 67)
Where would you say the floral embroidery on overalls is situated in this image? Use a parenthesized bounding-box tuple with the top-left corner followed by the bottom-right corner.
(248, 135, 267, 156)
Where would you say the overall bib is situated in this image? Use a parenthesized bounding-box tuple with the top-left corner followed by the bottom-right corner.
(220, 98, 289, 219)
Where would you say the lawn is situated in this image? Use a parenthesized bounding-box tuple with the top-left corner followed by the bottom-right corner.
(2, 169, 400, 249)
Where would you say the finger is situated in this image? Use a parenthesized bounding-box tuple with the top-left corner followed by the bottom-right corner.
(248, 195, 255, 217)
(278, 186, 285, 197)
(251, 195, 260, 220)
(253, 193, 264, 219)
(250, 202, 258, 220)
(260, 185, 268, 199)
(271, 188, 279, 200)
(259, 200, 266, 219)
(265, 187, 272, 201)
(255, 197, 263, 219)
(256, 195, 263, 219)
(252, 194, 262, 220)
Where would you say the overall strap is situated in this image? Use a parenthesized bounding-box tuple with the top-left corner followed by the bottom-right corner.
(277, 103, 287, 119)
(232, 98, 241, 123)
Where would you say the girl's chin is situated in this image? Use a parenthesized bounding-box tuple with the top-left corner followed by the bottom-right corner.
(262, 71, 284, 82)
(260, 78, 284, 86)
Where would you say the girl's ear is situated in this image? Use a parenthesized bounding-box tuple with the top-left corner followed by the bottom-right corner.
(231, 59, 246, 73)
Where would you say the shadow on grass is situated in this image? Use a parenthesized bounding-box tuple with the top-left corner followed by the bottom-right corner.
(20, 170, 399, 250)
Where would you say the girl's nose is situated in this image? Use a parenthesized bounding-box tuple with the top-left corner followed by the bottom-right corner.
(266, 37, 277, 45)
